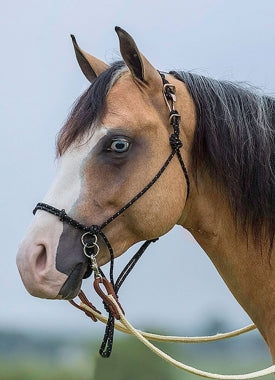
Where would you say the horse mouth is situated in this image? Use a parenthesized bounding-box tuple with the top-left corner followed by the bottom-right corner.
(58, 263, 88, 300)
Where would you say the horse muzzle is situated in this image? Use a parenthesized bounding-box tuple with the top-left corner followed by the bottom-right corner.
(16, 241, 67, 299)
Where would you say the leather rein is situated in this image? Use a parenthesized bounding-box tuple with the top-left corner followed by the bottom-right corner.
(33, 72, 190, 356)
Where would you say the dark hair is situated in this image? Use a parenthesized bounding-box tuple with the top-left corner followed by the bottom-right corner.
(57, 61, 126, 155)
(171, 70, 275, 248)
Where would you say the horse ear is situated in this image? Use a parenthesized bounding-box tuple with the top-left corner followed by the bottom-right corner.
(71, 35, 109, 83)
(115, 26, 159, 85)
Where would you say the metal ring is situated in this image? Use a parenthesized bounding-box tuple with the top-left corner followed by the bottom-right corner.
(83, 243, 100, 258)
(81, 232, 98, 248)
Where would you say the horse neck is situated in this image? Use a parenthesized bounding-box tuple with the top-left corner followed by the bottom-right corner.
(180, 172, 275, 360)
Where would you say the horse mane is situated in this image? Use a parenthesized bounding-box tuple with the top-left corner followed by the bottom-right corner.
(171, 70, 275, 247)
(57, 62, 275, 247)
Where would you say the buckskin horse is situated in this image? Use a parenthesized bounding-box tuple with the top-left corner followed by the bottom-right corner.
(16, 27, 275, 377)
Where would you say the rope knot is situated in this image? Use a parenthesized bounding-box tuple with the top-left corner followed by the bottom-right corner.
(59, 209, 67, 222)
(165, 87, 174, 101)
(170, 133, 183, 150)
(89, 225, 101, 234)
(169, 110, 181, 126)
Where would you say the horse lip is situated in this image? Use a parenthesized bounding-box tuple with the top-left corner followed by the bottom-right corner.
(58, 263, 86, 300)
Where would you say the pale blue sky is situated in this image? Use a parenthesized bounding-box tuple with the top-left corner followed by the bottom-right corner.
(1, 0, 275, 336)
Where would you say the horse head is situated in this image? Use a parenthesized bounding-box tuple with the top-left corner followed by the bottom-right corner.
(16, 28, 194, 300)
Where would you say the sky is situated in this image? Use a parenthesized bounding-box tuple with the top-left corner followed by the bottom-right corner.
(1, 0, 275, 339)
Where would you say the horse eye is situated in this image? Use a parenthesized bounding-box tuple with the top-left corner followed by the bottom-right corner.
(110, 139, 130, 153)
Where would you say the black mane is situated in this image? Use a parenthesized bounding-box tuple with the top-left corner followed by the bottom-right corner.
(171, 70, 275, 246)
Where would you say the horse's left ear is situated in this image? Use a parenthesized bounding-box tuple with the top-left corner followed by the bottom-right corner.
(71, 35, 109, 83)
(115, 26, 160, 86)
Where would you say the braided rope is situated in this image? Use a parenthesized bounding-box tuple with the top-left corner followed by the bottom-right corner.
(76, 298, 256, 343)
(70, 295, 274, 379)
(100, 151, 177, 229)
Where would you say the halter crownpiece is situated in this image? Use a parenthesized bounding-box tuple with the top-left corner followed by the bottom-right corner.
(33, 72, 190, 356)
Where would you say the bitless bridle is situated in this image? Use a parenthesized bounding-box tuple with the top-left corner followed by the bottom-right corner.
(31, 73, 275, 379)
(33, 72, 190, 357)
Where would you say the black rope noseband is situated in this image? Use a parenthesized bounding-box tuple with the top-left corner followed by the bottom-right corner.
(33, 72, 190, 357)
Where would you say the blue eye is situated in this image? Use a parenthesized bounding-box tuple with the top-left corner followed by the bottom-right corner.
(110, 139, 130, 153)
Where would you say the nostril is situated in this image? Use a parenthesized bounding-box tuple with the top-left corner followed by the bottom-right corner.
(35, 245, 47, 272)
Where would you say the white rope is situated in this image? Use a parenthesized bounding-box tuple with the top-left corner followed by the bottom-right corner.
(79, 302, 256, 343)
(79, 298, 275, 379)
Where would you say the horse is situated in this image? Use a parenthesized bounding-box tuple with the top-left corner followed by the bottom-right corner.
(16, 27, 275, 365)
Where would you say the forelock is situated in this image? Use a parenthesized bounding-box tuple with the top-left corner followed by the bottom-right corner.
(56, 61, 127, 156)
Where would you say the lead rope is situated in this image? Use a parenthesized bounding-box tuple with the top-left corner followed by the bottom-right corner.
(107, 295, 275, 380)
(74, 293, 274, 380)
(72, 293, 274, 379)
(71, 297, 256, 343)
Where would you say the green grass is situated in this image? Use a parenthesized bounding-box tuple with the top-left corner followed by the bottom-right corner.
(1, 328, 273, 380)
(1, 356, 274, 380)
(1, 355, 274, 380)
(0, 358, 93, 380)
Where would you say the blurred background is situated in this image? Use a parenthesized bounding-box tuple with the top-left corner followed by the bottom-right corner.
(1, 0, 275, 378)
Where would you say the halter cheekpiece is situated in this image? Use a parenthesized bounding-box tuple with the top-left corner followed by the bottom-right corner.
(33, 72, 190, 357)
